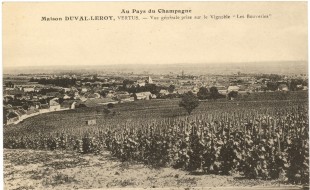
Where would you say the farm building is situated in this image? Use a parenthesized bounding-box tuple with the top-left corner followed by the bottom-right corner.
(86, 119, 96, 125)
(134, 92, 152, 100)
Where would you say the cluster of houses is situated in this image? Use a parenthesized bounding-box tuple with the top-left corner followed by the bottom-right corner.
(5, 97, 80, 125)
(3, 81, 154, 125)
(4, 73, 308, 125)
(159, 75, 308, 96)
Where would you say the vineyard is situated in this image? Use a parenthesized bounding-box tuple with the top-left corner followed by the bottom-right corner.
(4, 99, 309, 185)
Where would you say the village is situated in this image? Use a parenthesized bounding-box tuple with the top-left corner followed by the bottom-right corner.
(3, 71, 308, 125)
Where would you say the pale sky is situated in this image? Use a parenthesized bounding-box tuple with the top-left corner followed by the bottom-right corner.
(3, 2, 308, 68)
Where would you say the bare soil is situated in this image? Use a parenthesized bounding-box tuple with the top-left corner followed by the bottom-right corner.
(4, 149, 304, 190)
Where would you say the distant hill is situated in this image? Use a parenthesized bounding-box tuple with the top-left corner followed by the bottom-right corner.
(3, 61, 307, 75)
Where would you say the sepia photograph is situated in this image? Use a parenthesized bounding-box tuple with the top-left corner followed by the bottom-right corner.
(2, 2, 309, 190)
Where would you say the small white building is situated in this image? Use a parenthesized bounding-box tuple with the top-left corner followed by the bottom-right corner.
(278, 84, 289, 91)
(62, 88, 71, 92)
(134, 92, 152, 100)
(49, 98, 61, 111)
(81, 88, 88, 93)
(23, 87, 35, 92)
(227, 86, 240, 92)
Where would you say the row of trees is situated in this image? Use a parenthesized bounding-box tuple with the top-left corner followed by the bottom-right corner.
(264, 80, 307, 92)
(197, 87, 224, 100)
(30, 78, 77, 88)
(179, 90, 238, 115)
(121, 80, 177, 97)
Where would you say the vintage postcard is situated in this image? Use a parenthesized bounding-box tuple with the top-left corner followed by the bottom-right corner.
(2, 2, 308, 190)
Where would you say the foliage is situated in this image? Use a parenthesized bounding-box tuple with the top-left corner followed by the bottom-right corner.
(3, 97, 309, 184)
(122, 79, 135, 88)
(4, 105, 308, 184)
(267, 82, 279, 91)
(107, 103, 114, 109)
(255, 74, 283, 82)
(168, 85, 176, 94)
(210, 87, 220, 100)
(103, 108, 111, 115)
(179, 91, 200, 115)
(99, 90, 107, 98)
(197, 87, 208, 100)
(228, 91, 238, 100)
(289, 79, 304, 91)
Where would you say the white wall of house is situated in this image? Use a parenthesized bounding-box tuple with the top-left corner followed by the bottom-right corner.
(23, 88, 35, 92)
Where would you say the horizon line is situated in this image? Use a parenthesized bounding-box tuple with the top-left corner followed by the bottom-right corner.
(3, 60, 308, 69)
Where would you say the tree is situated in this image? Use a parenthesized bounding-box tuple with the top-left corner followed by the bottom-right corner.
(266, 82, 278, 91)
(227, 91, 238, 100)
(179, 91, 200, 115)
(99, 90, 107, 98)
(209, 86, 219, 100)
(22, 103, 29, 110)
(289, 79, 303, 91)
(148, 84, 161, 95)
(197, 87, 209, 100)
(123, 79, 134, 88)
(103, 108, 111, 115)
(168, 85, 175, 94)
(107, 103, 114, 109)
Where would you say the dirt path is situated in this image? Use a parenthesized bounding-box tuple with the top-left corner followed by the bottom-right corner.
(4, 149, 304, 190)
